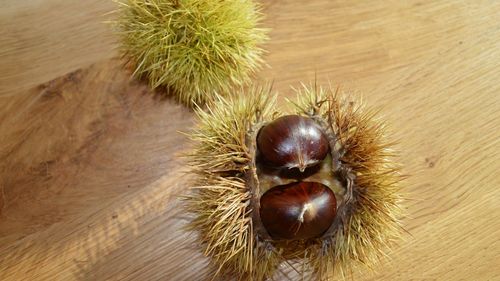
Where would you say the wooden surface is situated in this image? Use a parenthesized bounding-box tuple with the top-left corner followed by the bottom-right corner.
(1, 0, 499, 280)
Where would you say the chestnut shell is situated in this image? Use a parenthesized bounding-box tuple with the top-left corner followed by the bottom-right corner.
(259, 181, 337, 240)
(257, 115, 329, 171)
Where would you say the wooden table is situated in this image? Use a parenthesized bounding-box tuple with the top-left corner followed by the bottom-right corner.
(1, 1, 499, 280)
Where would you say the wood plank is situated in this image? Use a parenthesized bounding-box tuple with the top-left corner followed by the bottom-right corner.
(1, 0, 499, 280)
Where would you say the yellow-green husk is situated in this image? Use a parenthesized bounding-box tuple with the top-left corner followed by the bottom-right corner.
(113, 0, 267, 106)
(186, 85, 404, 280)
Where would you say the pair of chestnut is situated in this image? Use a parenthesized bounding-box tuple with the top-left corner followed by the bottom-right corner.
(256, 115, 337, 240)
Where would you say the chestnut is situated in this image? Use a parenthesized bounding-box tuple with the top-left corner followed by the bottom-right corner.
(257, 115, 329, 172)
(259, 181, 337, 240)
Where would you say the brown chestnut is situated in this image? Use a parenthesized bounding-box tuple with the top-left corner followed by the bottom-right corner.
(259, 181, 337, 240)
(257, 115, 329, 172)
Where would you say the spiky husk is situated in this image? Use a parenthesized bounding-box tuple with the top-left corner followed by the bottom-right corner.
(292, 85, 404, 280)
(113, 0, 268, 106)
(186, 86, 281, 279)
(186, 85, 404, 280)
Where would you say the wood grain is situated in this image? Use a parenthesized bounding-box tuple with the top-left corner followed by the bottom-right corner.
(1, 0, 499, 280)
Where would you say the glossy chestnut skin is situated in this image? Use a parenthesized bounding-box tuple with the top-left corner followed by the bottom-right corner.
(257, 115, 329, 172)
(259, 181, 337, 240)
